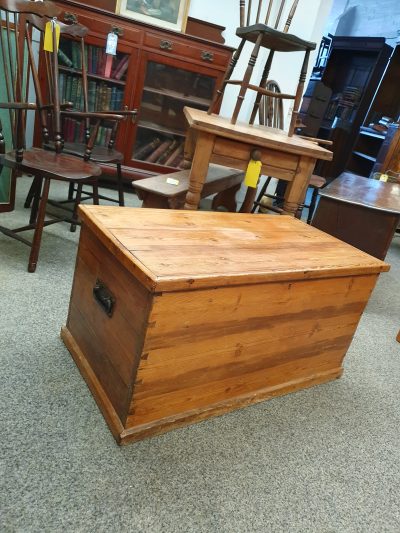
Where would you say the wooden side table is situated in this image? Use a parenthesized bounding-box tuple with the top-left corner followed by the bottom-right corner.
(312, 172, 400, 260)
(182, 108, 333, 215)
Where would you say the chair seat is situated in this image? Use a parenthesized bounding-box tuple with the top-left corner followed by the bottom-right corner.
(236, 24, 316, 52)
(309, 174, 326, 189)
(3, 148, 101, 181)
(62, 142, 124, 163)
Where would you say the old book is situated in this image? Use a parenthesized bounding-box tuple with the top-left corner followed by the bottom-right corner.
(114, 56, 129, 80)
(165, 143, 184, 167)
(134, 138, 162, 160)
(145, 140, 172, 163)
(156, 139, 178, 165)
(58, 48, 73, 68)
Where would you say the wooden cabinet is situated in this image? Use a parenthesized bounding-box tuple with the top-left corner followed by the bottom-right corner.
(36, 0, 233, 185)
(299, 37, 393, 180)
(347, 46, 400, 177)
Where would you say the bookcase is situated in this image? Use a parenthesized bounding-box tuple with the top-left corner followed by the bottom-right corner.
(346, 45, 400, 177)
(299, 36, 393, 180)
(35, 0, 233, 186)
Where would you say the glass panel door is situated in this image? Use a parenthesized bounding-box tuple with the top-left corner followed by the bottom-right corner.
(133, 60, 215, 169)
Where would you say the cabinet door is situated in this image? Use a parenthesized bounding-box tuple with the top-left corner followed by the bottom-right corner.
(127, 51, 222, 173)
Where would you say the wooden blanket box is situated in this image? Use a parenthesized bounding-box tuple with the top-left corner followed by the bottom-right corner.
(61, 207, 389, 444)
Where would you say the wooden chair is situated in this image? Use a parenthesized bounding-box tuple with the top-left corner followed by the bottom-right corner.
(0, 0, 120, 271)
(207, 0, 316, 135)
(24, 16, 136, 214)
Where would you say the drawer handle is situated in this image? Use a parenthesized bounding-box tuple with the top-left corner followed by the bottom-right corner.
(160, 39, 173, 51)
(201, 51, 214, 62)
(64, 12, 78, 24)
(93, 279, 115, 317)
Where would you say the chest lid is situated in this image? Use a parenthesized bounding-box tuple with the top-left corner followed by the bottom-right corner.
(79, 206, 389, 292)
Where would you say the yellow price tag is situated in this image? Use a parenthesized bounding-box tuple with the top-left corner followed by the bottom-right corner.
(43, 20, 60, 53)
(244, 159, 262, 188)
(380, 174, 389, 182)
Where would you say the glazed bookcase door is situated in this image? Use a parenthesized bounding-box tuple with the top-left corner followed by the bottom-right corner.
(128, 52, 221, 172)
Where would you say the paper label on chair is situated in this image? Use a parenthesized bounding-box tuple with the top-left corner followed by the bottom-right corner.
(166, 178, 180, 186)
(244, 160, 262, 188)
(43, 20, 60, 52)
(106, 33, 118, 55)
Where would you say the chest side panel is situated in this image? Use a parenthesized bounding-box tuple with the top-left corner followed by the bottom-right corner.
(66, 225, 153, 424)
(128, 274, 378, 427)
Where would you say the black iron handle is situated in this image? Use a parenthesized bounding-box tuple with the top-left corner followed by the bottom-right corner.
(93, 279, 115, 317)
(160, 39, 173, 51)
(201, 50, 214, 62)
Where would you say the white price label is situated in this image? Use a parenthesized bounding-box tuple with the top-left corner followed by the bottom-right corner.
(106, 32, 118, 55)
(166, 178, 180, 186)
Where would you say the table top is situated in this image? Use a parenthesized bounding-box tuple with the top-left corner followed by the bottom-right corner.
(320, 172, 400, 214)
(79, 206, 388, 293)
(184, 107, 333, 161)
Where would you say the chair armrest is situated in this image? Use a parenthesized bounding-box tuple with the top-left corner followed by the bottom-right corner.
(0, 102, 37, 110)
(60, 110, 124, 121)
(40, 102, 74, 110)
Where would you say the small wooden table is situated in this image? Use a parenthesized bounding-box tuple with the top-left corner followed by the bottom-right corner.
(312, 172, 400, 260)
(182, 107, 333, 214)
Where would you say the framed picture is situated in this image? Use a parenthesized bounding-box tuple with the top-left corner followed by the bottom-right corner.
(116, 0, 191, 33)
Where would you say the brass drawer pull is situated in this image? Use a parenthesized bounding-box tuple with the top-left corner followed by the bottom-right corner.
(93, 279, 115, 317)
(160, 39, 173, 51)
(201, 51, 214, 62)
(64, 12, 78, 24)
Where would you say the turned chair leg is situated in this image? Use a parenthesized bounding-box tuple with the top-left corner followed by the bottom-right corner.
(29, 176, 43, 224)
(252, 176, 271, 213)
(68, 182, 75, 201)
(24, 175, 41, 209)
(116, 163, 125, 206)
(70, 182, 83, 232)
(231, 36, 263, 125)
(307, 187, 319, 224)
(249, 50, 275, 125)
(288, 50, 311, 136)
(92, 181, 99, 205)
(208, 41, 245, 116)
(28, 177, 50, 273)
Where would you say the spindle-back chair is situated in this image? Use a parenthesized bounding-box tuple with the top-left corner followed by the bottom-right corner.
(0, 0, 120, 271)
(208, 0, 316, 135)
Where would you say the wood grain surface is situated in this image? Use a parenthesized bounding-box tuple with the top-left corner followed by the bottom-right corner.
(184, 107, 333, 161)
(79, 206, 389, 292)
(319, 172, 400, 214)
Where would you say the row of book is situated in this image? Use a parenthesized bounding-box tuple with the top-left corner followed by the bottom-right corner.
(59, 74, 124, 111)
(133, 136, 184, 167)
(62, 117, 114, 147)
(58, 42, 129, 80)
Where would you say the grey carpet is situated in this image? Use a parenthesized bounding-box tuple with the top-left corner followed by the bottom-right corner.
(1, 176, 400, 533)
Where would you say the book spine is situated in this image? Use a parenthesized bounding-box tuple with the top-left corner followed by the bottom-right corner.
(156, 139, 178, 165)
(134, 138, 162, 160)
(58, 48, 73, 68)
(114, 56, 129, 80)
(145, 140, 172, 163)
(165, 143, 184, 167)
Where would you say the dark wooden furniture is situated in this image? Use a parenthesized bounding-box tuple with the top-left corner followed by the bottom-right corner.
(34, 0, 234, 187)
(61, 205, 388, 444)
(208, 0, 316, 135)
(346, 46, 400, 178)
(0, 0, 108, 272)
(397, 330, 400, 343)
(182, 107, 332, 214)
(299, 37, 393, 180)
(312, 172, 400, 260)
(133, 164, 243, 211)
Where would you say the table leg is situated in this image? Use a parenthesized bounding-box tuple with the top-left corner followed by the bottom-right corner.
(184, 132, 215, 211)
(282, 156, 314, 216)
(182, 127, 197, 170)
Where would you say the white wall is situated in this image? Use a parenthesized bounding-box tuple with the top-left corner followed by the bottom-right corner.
(189, 0, 334, 128)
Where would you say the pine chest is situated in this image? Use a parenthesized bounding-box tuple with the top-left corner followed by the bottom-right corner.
(61, 206, 389, 444)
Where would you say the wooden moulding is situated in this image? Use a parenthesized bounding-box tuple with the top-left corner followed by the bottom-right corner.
(61, 326, 343, 445)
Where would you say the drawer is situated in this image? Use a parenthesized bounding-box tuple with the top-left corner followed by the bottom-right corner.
(75, 12, 143, 45)
(144, 32, 228, 66)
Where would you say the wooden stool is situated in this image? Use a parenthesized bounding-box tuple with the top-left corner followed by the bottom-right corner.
(133, 165, 243, 211)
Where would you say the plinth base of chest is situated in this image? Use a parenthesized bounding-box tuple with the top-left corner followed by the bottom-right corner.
(61, 326, 343, 445)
